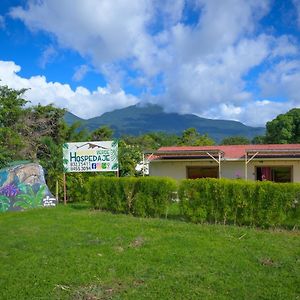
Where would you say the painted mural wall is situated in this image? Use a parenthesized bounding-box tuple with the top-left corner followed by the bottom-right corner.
(0, 163, 57, 213)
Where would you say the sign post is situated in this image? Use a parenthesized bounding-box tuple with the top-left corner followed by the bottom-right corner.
(62, 140, 119, 204)
(63, 173, 67, 205)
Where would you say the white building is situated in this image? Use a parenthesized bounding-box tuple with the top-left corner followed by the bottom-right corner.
(149, 144, 300, 182)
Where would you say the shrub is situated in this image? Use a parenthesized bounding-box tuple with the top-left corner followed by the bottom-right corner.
(87, 177, 177, 218)
(179, 178, 300, 228)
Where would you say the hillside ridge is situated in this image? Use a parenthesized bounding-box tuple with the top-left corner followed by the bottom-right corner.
(64, 104, 265, 142)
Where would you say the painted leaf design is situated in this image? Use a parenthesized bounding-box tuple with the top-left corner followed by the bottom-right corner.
(0, 195, 10, 212)
(112, 140, 118, 148)
(18, 183, 28, 193)
(111, 163, 119, 170)
(34, 185, 46, 207)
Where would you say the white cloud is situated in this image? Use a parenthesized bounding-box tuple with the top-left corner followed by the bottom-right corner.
(9, 0, 154, 70)
(159, 35, 270, 114)
(202, 100, 295, 127)
(6, 0, 300, 127)
(72, 64, 90, 82)
(258, 60, 300, 104)
(39, 45, 58, 68)
(270, 35, 299, 58)
(0, 60, 138, 119)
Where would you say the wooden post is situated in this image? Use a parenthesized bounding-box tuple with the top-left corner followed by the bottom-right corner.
(56, 180, 59, 202)
(63, 173, 67, 205)
(245, 153, 248, 181)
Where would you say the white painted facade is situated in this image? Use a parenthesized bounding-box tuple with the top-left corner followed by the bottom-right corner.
(149, 159, 300, 182)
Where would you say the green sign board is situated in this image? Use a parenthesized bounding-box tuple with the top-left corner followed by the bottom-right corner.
(62, 140, 118, 173)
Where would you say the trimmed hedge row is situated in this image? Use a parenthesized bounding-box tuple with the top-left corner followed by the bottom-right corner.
(179, 178, 300, 227)
(86, 177, 300, 228)
(87, 177, 177, 217)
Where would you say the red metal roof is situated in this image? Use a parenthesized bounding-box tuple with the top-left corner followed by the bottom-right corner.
(157, 144, 300, 160)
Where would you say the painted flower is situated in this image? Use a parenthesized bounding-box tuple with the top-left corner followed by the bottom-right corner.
(0, 183, 20, 197)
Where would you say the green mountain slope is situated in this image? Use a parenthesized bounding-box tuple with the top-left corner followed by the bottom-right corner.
(64, 104, 265, 142)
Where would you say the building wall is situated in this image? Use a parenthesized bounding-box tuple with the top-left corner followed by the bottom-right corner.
(149, 159, 300, 182)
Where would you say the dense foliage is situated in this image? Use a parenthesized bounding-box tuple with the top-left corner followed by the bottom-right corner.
(178, 178, 300, 228)
(87, 176, 177, 217)
(221, 136, 250, 145)
(253, 108, 300, 144)
(265, 108, 300, 144)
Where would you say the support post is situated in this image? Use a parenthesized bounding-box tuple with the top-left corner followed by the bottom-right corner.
(63, 173, 67, 205)
(206, 151, 222, 179)
(56, 180, 59, 202)
(245, 151, 259, 181)
(219, 152, 222, 179)
(245, 153, 247, 181)
(142, 153, 145, 177)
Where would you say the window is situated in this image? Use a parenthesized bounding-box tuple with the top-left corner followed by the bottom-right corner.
(256, 166, 292, 183)
(187, 166, 219, 179)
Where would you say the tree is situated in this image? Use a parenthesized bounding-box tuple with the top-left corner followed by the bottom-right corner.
(0, 85, 28, 128)
(252, 135, 266, 145)
(179, 128, 215, 146)
(89, 125, 114, 141)
(118, 140, 143, 177)
(22, 104, 66, 159)
(0, 85, 28, 167)
(265, 108, 300, 144)
(220, 136, 250, 145)
(0, 128, 23, 168)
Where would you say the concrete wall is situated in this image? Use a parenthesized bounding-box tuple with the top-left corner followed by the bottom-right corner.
(149, 159, 300, 182)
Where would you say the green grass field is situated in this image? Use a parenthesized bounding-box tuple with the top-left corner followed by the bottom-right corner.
(0, 205, 299, 299)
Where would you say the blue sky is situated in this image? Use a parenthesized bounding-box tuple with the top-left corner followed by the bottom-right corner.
(0, 0, 300, 126)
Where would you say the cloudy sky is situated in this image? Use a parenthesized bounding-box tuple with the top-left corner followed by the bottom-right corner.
(0, 0, 300, 126)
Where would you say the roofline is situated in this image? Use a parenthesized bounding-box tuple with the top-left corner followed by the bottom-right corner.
(150, 156, 300, 162)
(246, 149, 300, 153)
(144, 149, 224, 155)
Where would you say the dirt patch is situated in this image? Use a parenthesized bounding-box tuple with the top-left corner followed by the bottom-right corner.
(72, 282, 124, 300)
(130, 236, 145, 248)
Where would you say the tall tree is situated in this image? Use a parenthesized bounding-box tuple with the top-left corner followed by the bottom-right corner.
(0, 85, 28, 167)
(179, 128, 215, 146)
(89, 125, 114, 141)
(265, 108, 300, 144)
(0, 85, 28, 128)
(252, 135, 266, 144)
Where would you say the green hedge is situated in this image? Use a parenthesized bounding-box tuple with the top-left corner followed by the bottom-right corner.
(87, 177, 177, 217)
(178, 178, 300, 227)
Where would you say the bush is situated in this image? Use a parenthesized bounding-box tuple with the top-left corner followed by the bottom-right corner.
(87, 177, 177, 218)
(178, 178, 300, 228)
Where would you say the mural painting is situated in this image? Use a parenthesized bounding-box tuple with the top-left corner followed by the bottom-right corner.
(0, 163, 57, 212)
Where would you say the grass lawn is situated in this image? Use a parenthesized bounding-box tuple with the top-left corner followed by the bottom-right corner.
(0, 205, 299, 299)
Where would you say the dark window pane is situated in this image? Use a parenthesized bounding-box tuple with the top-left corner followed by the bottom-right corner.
(256, 166, 292, 183)
(187, 166, 218, 179)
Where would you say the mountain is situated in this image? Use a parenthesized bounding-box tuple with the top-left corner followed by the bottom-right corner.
(64, 104, 265, 142)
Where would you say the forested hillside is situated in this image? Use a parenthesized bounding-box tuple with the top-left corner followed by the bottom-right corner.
(64, 104, 265, 142)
